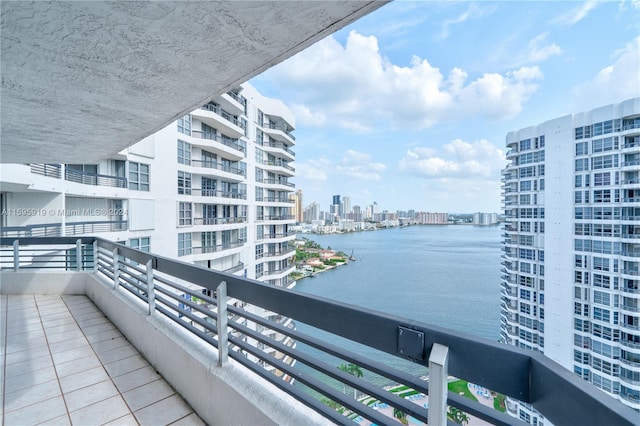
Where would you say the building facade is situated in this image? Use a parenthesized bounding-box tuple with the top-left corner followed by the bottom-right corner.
(500, 98, 640, 424)
(1, 82, 298, 372)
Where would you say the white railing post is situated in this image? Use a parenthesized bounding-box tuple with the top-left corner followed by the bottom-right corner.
(217, 281, 228, 366)
(146, 259, 155, 315)
(428, 343, 449, 426)
(92, 240, 98, 272)
(13, 240, 19, 271)
(76, 239, 82, 271)
(112, 247, 119, 290)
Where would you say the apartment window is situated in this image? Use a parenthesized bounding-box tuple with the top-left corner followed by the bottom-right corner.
(178, 171, 192, 195)
(575, 158, 589, 172)
(594, 290, 611, 306)
(593, 307, 610, 323)
(594, 172, 611, 186)
(129, 162, 150, 191)
(178, 233, 192, 256)
(576, 142, 589, 156)
(519, 139, 531, 151)
(519, 166, 535, 178)
(592, 154, 618, 170)
(129, 237, 150, 252)
(593, 257, 610, 271)
(256, 225, 264, 240)
(255, 244, 264, 259)
(593, 137, 618, 153)
(256, 263, 264, 278)
(177, 114, 191, 135)
(179, 202, 192, 226)
(520, 180, 532, 191)
(178, 140, 191, 165)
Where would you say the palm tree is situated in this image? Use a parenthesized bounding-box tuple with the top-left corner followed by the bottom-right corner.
(447, 406, 470, 425)
(338, 363, 364, 399)
(393, 407, 409, 425)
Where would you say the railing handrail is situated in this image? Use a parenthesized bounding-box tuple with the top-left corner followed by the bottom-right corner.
(190, 130, 246, 154)
(1, 236, 636, 426)
(64, 168, 127, 188)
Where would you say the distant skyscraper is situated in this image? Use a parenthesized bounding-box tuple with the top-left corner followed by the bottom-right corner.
(291, 189, 303, 222)
(501, 98, 640, 424)
(342, 196, 351, 216)
(303, 201, 319, 223)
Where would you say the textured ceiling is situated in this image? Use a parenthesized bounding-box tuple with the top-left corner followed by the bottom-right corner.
(1, 1, 386, 164)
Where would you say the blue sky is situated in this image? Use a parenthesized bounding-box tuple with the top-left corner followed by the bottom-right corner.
(251, 1, 640, 214)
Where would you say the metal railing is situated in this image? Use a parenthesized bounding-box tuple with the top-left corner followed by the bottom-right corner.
(199, 103, 244, 129)
(193, 217, 246, 225)
(262, 178, 295, 188)
(65, 220, 127, 235)
(190, 159, 246, 177)
(1, 223, 62, 238)
(1, 236, 637, 426)
(260, 121, 296, 141)
(190, 189, 247, 200)
(261, 160, 295, 173)
(29, 163, 62, 178)
(65, 168, 127, 188)
(190, 130, 246, 154)
(258, 140, 296, 157)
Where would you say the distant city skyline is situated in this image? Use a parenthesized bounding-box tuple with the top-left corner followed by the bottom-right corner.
(251, 1, 639, 212)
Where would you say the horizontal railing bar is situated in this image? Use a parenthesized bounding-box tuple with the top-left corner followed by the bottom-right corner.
(228, 335, 394, 426)
(152, 285, 218, 321)
(228, 304, 430, 397)
(154, 302, 219, 349)
(228, 349, 350, 425)
(230, 316, 430, 422)
(153, 292, 218, 335)
(118, 260, 147, 276)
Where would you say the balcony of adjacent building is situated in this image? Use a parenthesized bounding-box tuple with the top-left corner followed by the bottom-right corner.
(258, 136, 296, 162)
(259, 159, 295, 177)
(261, 177, 295, 192)
(218, 90, 246, 117)
(188, 130, 246, 161)
(1, 237, 638, 426)
(192, 102, 245, 139)
(259, 115, 295, 145)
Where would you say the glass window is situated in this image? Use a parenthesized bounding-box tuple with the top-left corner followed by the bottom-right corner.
(576, 142, 589, 155)
(177, 114, 191, 135)
(178, 171, 192, 195)
(178, 140, 191, 165)
(179, 202, 192, 226)
(178, 233, 192, 256)
(129, 237, 150, 252)
(129, 162, 150, 191)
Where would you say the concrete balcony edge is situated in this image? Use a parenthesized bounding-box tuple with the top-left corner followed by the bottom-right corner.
(0, 271, 329, 425)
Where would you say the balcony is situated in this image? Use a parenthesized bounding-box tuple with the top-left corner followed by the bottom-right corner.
(258, 139, 296, 161)
(190, 188, 247, 201)
(0, 237, 637, 426)
(194, 104, 244, 138)
(66, 220, 128, 235)
(189, 130, 245, 160)
(65, 168, 127, 188)
(191, 159, 246, 179)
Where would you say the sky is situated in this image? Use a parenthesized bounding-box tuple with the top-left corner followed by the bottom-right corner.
(250, 1, 640, 214)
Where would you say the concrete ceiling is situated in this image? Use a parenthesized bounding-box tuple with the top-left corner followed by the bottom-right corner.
(1, 1, 387, 164)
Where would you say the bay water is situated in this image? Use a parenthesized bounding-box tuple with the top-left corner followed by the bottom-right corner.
(290, 224, 502, 387)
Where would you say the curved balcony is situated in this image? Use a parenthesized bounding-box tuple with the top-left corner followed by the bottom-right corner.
(260, 121, 295, 144)
(261, 178, 295, 191)
(189, 189, 247, 202)
(190, 160, 246, 182)
(189, 131, 245, 160)
(259, 140, 295, 161)
(259, 160, 295, 177)
(193, 104, 244, 138)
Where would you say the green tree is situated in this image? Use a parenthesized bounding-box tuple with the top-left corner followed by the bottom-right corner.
(447, 406, 470, 425)
(393, 407, 409, 425)
(338, 363, 363, 399)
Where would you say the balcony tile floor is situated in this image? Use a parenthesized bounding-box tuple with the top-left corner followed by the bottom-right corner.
(1, 295, 205, 425)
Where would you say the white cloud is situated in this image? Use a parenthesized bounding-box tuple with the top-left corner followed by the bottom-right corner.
(571, 36, 640, 108)
(440, 3, 496, 39)
(398, 139, 506, 179)
(290, 104, 326, 127)
(262, 31, 543, 131)
(526, 33, 563, 63)
(297, 157, 331, 181)
(553, 1, 599, 25)
(335, 150, 387, 181)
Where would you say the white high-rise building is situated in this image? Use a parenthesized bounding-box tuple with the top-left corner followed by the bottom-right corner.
(1, 82, 297, 372)
(500, 98, 640, 424)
